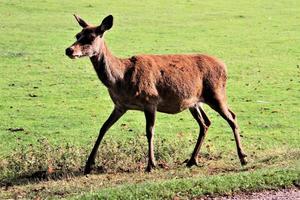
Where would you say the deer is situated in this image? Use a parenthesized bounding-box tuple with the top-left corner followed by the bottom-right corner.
(65, 14, 247, 174)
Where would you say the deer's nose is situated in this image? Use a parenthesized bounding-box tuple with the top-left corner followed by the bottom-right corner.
(65, 48, 74, 56)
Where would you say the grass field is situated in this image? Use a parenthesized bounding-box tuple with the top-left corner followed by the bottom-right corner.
(0, 0, 299, 199)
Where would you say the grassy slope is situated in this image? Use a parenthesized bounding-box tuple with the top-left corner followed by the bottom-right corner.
(0, 0, 299, 199)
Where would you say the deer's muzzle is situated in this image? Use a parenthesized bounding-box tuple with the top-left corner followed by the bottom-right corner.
(65, 47, 75, 58)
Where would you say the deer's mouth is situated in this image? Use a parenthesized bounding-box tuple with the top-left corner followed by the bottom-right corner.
(65, 47, 84, 59)
(68, 54, 83, 59)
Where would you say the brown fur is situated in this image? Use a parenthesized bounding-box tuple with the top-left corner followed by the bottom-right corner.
(65, 15, 247, 174)
(100, 51, 228, 114)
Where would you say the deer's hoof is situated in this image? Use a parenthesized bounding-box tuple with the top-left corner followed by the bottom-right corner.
(186, 158, 198, 168)
(84, 167, 92, 175)
(239, 153, 248, 166)
(240, 157, 248, 166)
(84, 163, 94, 175)
(145, 162, 156, 172)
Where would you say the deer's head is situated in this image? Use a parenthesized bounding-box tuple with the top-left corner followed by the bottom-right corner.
(65, 15, 113, 59)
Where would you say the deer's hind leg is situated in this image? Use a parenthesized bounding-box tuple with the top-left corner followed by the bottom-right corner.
(186, 104, 211, 167)
(207, 96, 247, 166)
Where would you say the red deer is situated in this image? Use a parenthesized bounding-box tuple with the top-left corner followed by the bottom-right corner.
(65, 15, 247, 174)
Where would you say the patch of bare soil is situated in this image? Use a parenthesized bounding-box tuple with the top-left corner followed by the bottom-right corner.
(201, 188, 300, 200)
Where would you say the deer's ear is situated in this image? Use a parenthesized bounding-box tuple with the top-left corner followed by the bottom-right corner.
(96, 15, 113, 35)
(73, 14, 88, 28)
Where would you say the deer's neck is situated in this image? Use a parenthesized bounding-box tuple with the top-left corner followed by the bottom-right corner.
(90, 42, 124, 88)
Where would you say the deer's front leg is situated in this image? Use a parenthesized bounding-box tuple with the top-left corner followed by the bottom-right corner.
(144, 109, 157, 172)
(84, 107, 126, 174)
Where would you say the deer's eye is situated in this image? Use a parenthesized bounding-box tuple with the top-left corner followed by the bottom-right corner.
(80, 36, 93, 44)
(75, 34, 81, 40)
(88, 34, 96, 40)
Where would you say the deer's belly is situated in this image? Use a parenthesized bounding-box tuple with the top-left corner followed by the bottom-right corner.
(157, 96, 200, 114)
(108, 88, 201, 114)
(108, 89, 152, 111)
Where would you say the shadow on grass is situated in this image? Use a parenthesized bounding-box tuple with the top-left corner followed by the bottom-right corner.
(0, 169, 83, 188)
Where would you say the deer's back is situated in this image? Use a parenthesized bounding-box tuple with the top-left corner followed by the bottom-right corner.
(110, 54, 227, 113)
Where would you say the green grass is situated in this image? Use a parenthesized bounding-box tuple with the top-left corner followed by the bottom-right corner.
(80, 168, 300, 199)
(0, 0, 299, 199)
